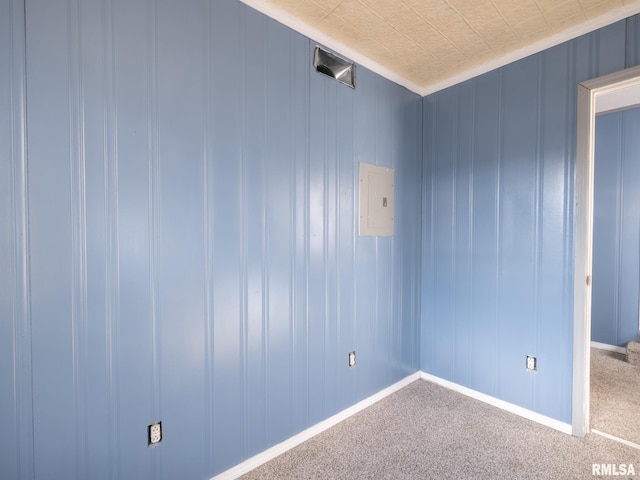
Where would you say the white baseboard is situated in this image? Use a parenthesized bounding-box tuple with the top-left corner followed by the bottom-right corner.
(591, 341, 627, 354)
(420, 372, 573, 435)
(212, 369, 574, 479)
(210, 371, 421, 480)
(592, 429, 640, 451)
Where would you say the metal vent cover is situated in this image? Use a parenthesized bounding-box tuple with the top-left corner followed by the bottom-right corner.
(313, 46, 355, 89)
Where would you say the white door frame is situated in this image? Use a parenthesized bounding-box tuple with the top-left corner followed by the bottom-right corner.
(572, 65, 640, 437)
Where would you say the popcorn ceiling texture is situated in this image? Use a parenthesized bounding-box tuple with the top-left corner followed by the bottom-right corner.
(266, 0, 639, 90)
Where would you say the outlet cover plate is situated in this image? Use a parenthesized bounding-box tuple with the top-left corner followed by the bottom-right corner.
(148, 422, 162, 447)
(526, 356, 537, 372)
(348, 351, 356, 367)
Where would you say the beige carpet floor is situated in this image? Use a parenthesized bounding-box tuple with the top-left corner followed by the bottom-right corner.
(591, 347, 640, 446)
(240, 379, 640, 479)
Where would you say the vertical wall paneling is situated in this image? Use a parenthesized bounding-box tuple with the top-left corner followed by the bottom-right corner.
(291, 29, 311, 438)
(0, 0, 33, 478)
(453, 81, 473, 388)
(307, 43, 327, 426)
(100, 0, 119, 474)
(323, 57, 338, 421)
(11, 0, 423, 478)
(210, 0, 244, 472)
(592, 107, 640, 347)
(420, 90, 435, 375)
(532, 56, 543, 412)
(627, 15, 640, 67)
(374, 79, 390, 389)
(113, 0, 155, 476)
(398, 92, 421, 376)
(202, 0, 214, 472)
(593, 113, 623, 346)
(12, 2, 640, 478)
(26, 0, 77, 475)
(595, 23, 627, 78)
(354, 69, 377, 399)
(242, 5, 266, 460)
(336, 73, 356, 414)
(146, 1, 161, 477)
(68, 0, 88, 477)
(561, 38, 576, 425)
(618, 108, 640, 343)
(421, 15, 640, 424)
(264, 19, 294, 447)
(156, 1, 208, 477)
(498, 56, 538, 407)
(538, 42, 574, 422)
(469, 71, 500, 395)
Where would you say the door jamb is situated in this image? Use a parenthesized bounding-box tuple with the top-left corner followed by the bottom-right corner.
(572, 65, 640, 437)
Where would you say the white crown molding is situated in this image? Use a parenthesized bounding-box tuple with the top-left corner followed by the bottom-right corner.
(421, 1, 640, 96)
(239, 0, 424, 94)
(241, 0, 640, 97)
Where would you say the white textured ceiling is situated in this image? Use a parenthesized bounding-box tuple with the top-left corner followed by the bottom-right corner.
(241, 0, 640, 95)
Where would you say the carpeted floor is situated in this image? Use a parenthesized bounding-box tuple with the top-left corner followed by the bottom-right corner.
(591, 347, 640, 446)
(240, 379, 640, 479)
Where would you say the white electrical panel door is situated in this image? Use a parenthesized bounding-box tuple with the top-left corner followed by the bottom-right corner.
(359, 162, 394, 236)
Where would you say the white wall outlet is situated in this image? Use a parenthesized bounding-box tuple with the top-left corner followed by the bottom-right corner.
(348, 351, 356, 367)
(526, 356, 537, 372)
(148, 422, 162, 447)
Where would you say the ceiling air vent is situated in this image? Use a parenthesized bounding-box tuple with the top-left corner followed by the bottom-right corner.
(313, 46, 355, 89)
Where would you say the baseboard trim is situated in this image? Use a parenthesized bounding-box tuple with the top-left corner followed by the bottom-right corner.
(210, 371, 421, 480)
(419, 372, 573, 435)
(591, 341, 627, 354)
(211, 370, 574, 479)
(592, 429, 640, 450)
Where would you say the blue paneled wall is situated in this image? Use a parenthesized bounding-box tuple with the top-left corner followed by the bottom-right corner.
(592, 107, 640, 347)
(1, 0, 422, 478)
(422, 16, 640, 424)
(5, 0, 640, 476)
(1, 1, 32, 480)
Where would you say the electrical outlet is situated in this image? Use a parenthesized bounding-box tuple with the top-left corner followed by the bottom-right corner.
(348, 351, 356, 367)
(526, 356, 537, 372)
(148, 422, 162, 447)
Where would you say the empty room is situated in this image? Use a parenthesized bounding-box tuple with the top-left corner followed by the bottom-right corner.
(2, 0, 640, 479)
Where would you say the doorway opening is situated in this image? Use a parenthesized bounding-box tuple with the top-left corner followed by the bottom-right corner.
(572, 65, 640, 438)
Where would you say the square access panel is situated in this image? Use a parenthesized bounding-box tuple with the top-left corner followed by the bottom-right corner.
(359, 162, 394, 236)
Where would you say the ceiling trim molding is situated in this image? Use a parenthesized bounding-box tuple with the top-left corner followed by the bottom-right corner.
(239, 0, 424, 94)
(420, 1, 640, 96)
(241, 0, 640, 98)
